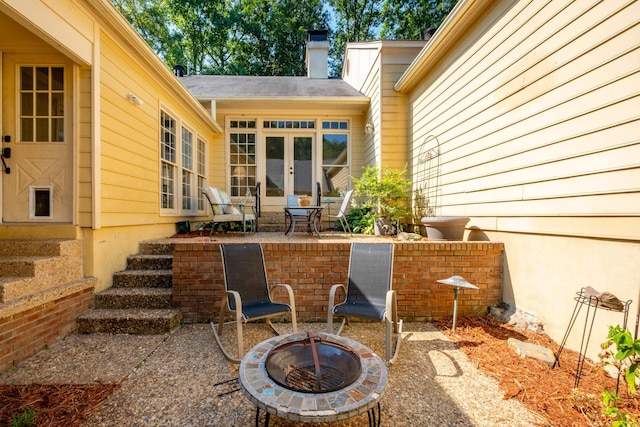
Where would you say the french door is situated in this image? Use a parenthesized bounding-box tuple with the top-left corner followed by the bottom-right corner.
(264, 134, 314, 204)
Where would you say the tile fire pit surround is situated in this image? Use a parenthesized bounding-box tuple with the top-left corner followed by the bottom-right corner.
(239, 331, 387, 423)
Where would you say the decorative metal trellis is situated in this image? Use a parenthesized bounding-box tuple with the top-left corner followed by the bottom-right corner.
(415, 135, 441, 218)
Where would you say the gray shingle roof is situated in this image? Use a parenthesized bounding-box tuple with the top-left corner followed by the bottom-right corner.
(179, 75, 366, 99)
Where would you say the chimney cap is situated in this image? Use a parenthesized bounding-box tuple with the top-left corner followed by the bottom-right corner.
(173, 64, 186, 77)
(307, 29, 329, 42)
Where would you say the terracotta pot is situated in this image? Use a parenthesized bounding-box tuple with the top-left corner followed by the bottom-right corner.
(421, 216, 470, 241)
(298, 196, 312, 207)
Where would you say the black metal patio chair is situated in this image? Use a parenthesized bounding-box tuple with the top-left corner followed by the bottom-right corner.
(212, 243, 298, 363)
(327, 242, 403, 363)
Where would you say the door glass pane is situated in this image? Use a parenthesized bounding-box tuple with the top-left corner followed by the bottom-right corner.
(21, 67, 33, 90)
(35, 67, 48, 90)
(51, 67, 64, 90)
(265, 136, 284, 197)
(20, 118, 33, 141)
(293, 137, 312, 196)
(21, 93, 33, 115)
(36, 93, 48, 116)
(36, 118, 48, 141)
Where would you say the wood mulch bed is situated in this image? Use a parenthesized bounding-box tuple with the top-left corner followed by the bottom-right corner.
(0, 383, 119, 426)
(434, 315, 640, 426)
(1, 315, 638, 426)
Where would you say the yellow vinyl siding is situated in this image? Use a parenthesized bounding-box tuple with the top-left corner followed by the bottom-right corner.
(407, 0, 640, 237)
(98, 32, 215, 227)
(1, 0, 94, 65)
(78, 67, 92, 227)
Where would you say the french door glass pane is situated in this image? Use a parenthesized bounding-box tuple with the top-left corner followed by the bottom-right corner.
(294, 137, 312, 196)
(265, 136, 284, 197)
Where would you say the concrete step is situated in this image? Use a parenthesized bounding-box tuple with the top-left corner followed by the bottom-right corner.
(76, 308, 182, 334)
(126, 254, 172, 270)
(0, 255, 83, 303)
(112, 270, 173, 288)
(0, 239, 80, 257)
(139, 241, 173, 256)
(95, 288, 173, 309)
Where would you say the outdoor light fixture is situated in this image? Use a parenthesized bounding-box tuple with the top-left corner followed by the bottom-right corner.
(126, 92, 143, 106)
(364, 123, 374, 135)
(437, 275, 478, 331)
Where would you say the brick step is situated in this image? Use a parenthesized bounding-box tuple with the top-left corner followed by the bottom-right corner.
(112, 269, 173, 288)
(76, 308, 182, 334)
(126, 254, 172, 270)
(95, 288, 173, 309)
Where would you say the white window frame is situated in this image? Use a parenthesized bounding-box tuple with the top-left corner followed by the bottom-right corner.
(159, 107, 207, 216)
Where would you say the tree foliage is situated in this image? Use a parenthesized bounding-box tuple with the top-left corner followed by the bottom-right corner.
(110, 0, 458, 77)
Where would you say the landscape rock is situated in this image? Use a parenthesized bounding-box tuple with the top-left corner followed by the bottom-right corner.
(507, 338, 556, 367)
(489, 302, 545, 333)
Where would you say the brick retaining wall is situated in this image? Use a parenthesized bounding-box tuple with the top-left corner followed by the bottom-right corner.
(173, 241, 504, 323)
(0, 287, 94, 372)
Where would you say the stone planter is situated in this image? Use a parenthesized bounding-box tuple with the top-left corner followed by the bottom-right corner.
(421, 216, 470, 241)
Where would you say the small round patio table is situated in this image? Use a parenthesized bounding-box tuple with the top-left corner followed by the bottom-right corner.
(239, 331, 387, 426)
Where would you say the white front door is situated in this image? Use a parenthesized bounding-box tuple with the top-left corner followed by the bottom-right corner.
(264, 134, 314, 204)
(1, 54, 73, 223)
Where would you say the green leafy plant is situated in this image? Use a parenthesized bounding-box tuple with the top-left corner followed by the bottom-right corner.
(343, 206, 374, 234)
(12, 407, 35, 427)
(600, 325, 640, 426)
(352, 164, 411, 225)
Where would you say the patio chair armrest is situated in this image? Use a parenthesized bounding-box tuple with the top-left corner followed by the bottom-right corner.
(328, 284, 346, 313)
(226, 290, 243, 319)
(384, 289, 397, 321)
(327, 284, 346, 334)
(269, 283, 297, 332)
(269, 283, 295, 306)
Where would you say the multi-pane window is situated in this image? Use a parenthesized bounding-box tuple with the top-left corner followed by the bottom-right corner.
(321, 121, 349, 197)
(263, 120, 315, 129)
(229, 120, 256, 197)
(322, 134, 349, 197)
(160, 111, 177, 210)
(197, 139, 206, 211)
(321, 120, 348, 130)
(19, 66, 64, 142)
(160, 110, 206, 215)
(181, 127, 194, 212)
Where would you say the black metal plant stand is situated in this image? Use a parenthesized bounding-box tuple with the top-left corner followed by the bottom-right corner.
(552, 288, 632, 391)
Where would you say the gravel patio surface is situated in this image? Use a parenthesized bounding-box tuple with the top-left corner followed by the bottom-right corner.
(0, 322, 545, 426)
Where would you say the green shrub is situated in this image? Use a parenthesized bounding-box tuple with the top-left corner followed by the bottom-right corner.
(352, 165, 411, 225)
(600, 325, 640, 426)
(343, 207, 374, 234)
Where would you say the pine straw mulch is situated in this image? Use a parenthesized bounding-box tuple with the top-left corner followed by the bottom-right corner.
(0, 383, 120, 426)
(434, 315, 640, 426)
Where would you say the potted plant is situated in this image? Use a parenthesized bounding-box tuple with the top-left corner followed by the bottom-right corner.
(352, 164, 411, 235)
(416, 135, 469, 241)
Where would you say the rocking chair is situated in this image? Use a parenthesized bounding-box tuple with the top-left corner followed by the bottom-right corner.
(212, 243, 298, 363)
(327, 242, 402, 363)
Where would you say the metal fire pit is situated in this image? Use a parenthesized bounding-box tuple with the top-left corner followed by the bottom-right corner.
(265, 332, 362, 393)
(239, 331, 387, 427)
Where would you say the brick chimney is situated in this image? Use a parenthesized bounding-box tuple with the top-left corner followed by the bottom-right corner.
(305, 30, 329, 79)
